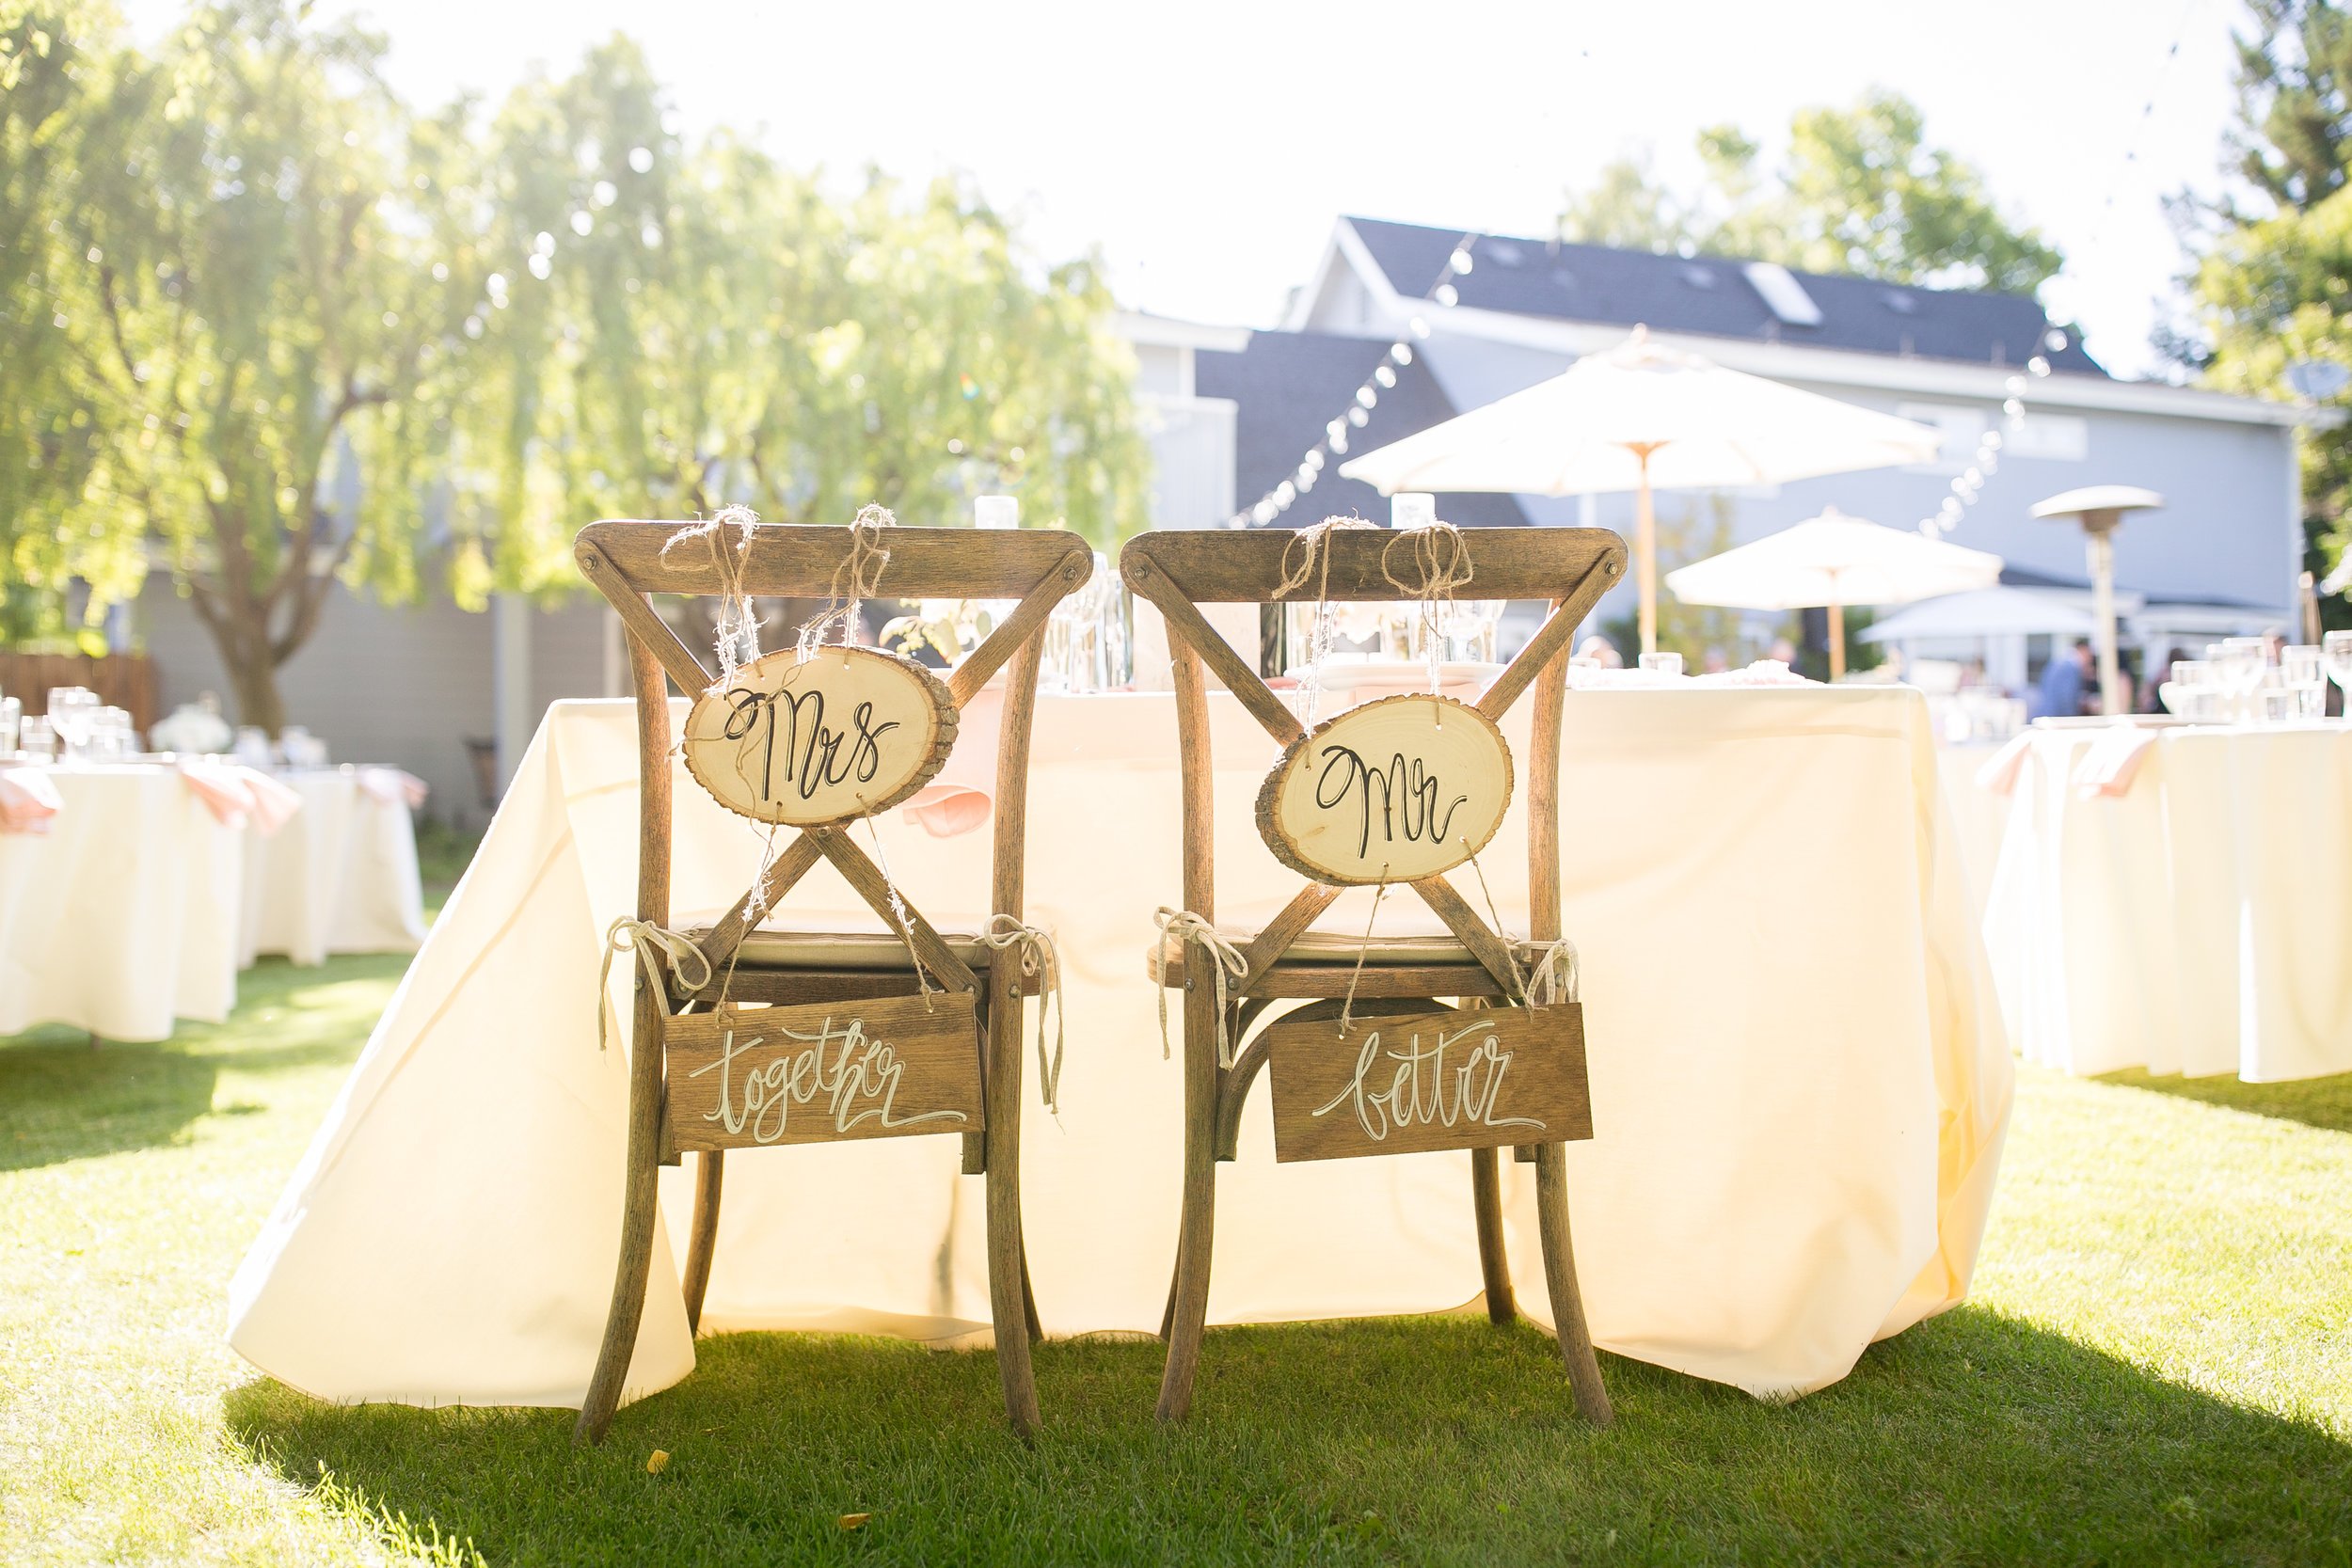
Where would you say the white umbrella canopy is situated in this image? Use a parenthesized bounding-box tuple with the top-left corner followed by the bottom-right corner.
(1337, 327, 1944, 655)
(1664, 509, 2003, 679)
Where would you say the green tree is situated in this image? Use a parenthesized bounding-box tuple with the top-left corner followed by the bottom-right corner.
(2188, 0, 2352, 625)
(0, 2, 144, 646)
(1559, 91, 2063, 297)
(30, 0, 457, 729)
(438, 36, 1146, 595)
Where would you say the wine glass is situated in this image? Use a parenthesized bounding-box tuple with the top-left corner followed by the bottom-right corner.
(2215, 639, 2267, 721)
(44, 687, 98, 759)
(2323, 630, 2352, 712)
(2281, 645, 2326, 721)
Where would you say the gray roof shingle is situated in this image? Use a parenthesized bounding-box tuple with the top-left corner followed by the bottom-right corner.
(1345, 216, 2107, 376)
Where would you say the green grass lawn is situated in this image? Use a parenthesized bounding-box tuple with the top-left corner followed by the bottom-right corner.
(4, 876, 2348, 1564)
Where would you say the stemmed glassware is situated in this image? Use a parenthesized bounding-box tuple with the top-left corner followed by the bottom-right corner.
(44, 688, 101, 760)
(2325, 630, 2352, 712)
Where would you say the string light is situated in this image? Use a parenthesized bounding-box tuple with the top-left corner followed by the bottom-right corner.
(1228, 230, 1483, 528)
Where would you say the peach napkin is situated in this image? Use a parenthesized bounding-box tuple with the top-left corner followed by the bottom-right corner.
(355, 767, 431, 810)
(0, 766, 63, 834)
(2071, 725, 2161, 800)
(179, 761, 305, 832)
(1972, 734, 2035, 798)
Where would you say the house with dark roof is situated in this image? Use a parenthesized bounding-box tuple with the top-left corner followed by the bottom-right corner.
(1122, 215, 2320, 685)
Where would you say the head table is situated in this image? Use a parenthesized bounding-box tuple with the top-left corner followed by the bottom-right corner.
(229, 684, 2010, 1408)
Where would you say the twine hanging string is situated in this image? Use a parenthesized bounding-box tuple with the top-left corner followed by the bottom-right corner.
(796, 503, 896, 660)
(1274, 515, 1378, 727)
(660, 505, 764, 686)
(1335, 869, 1391, 1037)
(976, 915, 1069, 1116)
(596, 916, 715, 1052)
(1151, 908, 1249, 1068)
(864, 815, 939, 1007)
(1380, 518, 1473, 698)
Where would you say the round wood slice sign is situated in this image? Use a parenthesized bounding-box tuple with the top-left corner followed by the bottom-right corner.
(1256, 692, 1515, 886)
(682, 645, 958, 826)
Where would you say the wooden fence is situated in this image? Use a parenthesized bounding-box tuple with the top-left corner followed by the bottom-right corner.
(0, 653, 160, 731)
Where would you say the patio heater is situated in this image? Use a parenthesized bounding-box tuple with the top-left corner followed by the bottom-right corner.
(2029, 485, 2163, 717)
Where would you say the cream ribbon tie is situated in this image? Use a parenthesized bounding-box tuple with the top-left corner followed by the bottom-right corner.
(977, 915, 1069, 1115)
(596, 917, 715, 1052)
(1152, 908, 1249, 1068)
(1523, 936, 1581, 1007)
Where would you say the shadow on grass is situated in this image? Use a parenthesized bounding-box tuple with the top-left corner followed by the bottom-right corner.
(0, 1037, 220, 1171)
(2101, 1069, 2352, 1136)
(225, 1308, 2352, 1568)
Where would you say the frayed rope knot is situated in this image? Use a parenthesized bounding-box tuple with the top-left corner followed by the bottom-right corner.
(1151, 908, 1249, 1068)
(597, 917, 715, 1052)
(976, 915, 1068, 1115)
(796, 504, 896, 659)
(1523, 936, 1581, 1007)
(661, 505, 763, 684)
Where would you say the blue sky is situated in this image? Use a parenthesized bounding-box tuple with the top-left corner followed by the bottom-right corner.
(125, 0, 2247, 379)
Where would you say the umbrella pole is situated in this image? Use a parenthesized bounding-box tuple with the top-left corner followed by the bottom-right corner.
(1633, 445, 1660, 657)
(1827, 598, 1846, 682)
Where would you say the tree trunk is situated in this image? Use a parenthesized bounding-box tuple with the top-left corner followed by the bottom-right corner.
(221, 642, 287, 736)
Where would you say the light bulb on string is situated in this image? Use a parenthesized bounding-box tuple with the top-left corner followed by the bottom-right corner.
(1374, 365, 1397, 388)
(1450, 247, 1475, 274)
(1433, 284, 1459, 308)
(1408, 316, 1432, 339)
(2005, 375, 2027, 396)
(1253, 500, 1278, 525)
(1390, 342, 1413, 365)
(1355, 386, 1378, 409)
(2026, 356, 2051, 377)
(1275, 481, 1295, 506)
(1329, 430, 1348, 453)
(2044, 328, 2068, 352)
(1346, 406, 1369, 427)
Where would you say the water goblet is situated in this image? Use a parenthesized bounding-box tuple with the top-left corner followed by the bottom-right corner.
(2325, 630, 2352, 708)
(1638, 651, 1684, 679)
(2281, 645, 2326, 720)
(21, 715, 57, 762)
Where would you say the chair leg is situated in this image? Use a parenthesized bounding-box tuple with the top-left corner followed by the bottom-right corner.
(1470, 1145, 1517, 1325)
(1534, 1142, 1613, 1426)
(1020, 1235, 1042, 1344)
(1155, 987, 1221, 1422)
(681, 1148, 724, 1335)
(984, 986, 1041, 1437)
(574, 994, 668, 1446)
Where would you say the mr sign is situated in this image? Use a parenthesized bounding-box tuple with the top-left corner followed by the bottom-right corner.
(682, 645, 957, 826)
(1256, 692, 1514, 884)
(1263, 1003, 1590, 1163)
(661, 993, 984, 1152)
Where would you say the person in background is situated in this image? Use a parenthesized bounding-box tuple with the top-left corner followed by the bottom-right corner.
(2037, 639, 2092, 719)
(1576, 634, 1623, 669)
(1701, 647, 1730, 675)
(1767, 637, 1799, 668)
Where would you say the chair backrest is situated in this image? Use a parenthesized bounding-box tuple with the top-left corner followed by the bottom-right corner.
(1119, 525, 1627, 995)
(578, 519, 1095, 987)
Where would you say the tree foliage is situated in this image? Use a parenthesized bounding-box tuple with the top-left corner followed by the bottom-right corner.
(3, 5, 1145, 726)
(1558, 91, 2064, 298)
(2192, 0, 2352, 622)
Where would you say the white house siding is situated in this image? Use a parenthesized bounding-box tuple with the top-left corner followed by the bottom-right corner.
(136, 579, 613, 827)
(1410, 339, 2301, 620)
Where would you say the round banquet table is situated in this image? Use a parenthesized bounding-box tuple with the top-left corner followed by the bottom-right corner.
(229, 686, 2011, 1410)
(0, 765, 245, 1041)
(238, 768, 428, 968)
(1982, 721, 2352, 1083)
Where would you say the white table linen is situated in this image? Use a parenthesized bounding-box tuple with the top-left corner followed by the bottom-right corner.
(1983, 722, 2352, 1082)
(239, 768, 427, 968)
(229, 687, 2010, 1410)
(0, 766, 245, 1041)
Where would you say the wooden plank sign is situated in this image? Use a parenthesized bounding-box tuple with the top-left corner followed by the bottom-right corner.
(681, 645, 957, 825)
(1263, 1004, 1590, 1163)
(661, 994, 984, 1152)
(1255, 692, 1514, 885)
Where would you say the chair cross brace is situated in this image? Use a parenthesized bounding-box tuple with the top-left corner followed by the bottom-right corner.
(1121, 538, 1621, 997)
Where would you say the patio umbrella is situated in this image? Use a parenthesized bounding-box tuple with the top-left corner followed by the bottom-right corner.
(1664, 508, 2003, 679)
(1338, 327, 1944, 657)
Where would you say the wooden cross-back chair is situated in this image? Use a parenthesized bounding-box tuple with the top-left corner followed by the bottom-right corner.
(575, 518, 1095, 1442)
(1120, 524, 1627, 1425)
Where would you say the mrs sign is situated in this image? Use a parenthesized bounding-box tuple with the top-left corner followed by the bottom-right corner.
(682, 645, 957, 826)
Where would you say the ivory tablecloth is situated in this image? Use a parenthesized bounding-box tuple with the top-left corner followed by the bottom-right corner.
(229, 687, 2010, 1409)
(0, 766, 245, 1041)
(1983, 722, 2352, 1082)
(239, 768, 427, 968)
